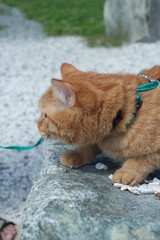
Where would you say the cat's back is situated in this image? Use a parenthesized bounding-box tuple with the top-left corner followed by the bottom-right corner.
(99, 86, 160, 161)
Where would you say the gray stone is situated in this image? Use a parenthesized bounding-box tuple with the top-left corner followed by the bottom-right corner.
(22, 140, 160, 240)
(104, 0, 160, 45)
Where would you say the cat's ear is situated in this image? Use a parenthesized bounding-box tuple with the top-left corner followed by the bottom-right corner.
(51, 79, 76, 107)
(61, 63, 78, 79)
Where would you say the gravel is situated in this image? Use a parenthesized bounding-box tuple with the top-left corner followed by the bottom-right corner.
(0, 3, 160, 224)
(95, 162, 108, 170)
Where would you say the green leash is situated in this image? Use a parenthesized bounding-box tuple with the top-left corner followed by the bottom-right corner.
(136, 72, 160, 106)
(0, 71, 159, 151)
(0, 137, 44, 151)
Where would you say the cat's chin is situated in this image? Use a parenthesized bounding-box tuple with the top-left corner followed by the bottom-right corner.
(39, 132, 49, 139)
(39, 131, 56, 139)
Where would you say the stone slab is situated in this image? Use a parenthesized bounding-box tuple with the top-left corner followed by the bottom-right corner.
(22, 140, 160, 240)
(104, 0, 160, 44)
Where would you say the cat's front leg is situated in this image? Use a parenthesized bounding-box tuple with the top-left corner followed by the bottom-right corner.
(60, 144, 101, 168)
(112, 158, 159, 186)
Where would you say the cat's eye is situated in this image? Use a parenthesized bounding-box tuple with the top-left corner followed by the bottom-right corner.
(44, 113, 48, 119)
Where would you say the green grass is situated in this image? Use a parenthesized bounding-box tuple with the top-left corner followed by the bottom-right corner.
(0, 1, 124, 47)
(0, 0, 106, 38)
(0, 25, 4, 30)
(0, 7, 4, 14)
(0, 7, 5, 30)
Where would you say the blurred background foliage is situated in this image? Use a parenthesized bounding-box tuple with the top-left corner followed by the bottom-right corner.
(0, 0, 106, 41)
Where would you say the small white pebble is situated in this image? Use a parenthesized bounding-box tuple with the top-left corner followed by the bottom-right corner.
(121, 185, 129, 191)
(152, 186, 160, 192)
(139, 188, 154, 194)
(113, 183, 124, 188)
(153, 177, 160, 183)
(128, 187, 140, 195)
(148, 182, 160, 187)
(138, 184, 148, 190)
(130, 189, 140, 195)
(95, 162, 108, 170)
(108, 174, 113, 180)
(147, 183, 160, 193)
(148, 182, 156, 186)
(144, 179, 150, 183)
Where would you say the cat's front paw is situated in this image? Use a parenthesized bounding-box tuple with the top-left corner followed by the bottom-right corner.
(112, 168, 145, 186)
(60, 150, 83, 168)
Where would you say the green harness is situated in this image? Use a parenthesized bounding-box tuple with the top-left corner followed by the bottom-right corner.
(0, 71, 159, 151)
(112, 71, 160, 129)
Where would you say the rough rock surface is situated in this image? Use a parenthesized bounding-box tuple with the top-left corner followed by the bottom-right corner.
(22, 140, 160, 240)
(104, 0, 160, 44)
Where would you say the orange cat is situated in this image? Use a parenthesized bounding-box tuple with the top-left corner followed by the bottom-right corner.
(37, 63, 160, 186)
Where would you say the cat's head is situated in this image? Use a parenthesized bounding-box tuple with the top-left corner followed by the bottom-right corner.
(37, 63, 123, 145)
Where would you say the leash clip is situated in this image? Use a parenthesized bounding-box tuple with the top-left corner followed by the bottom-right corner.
(139, 72, 160, 88)
(156, 80, 160, 88)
